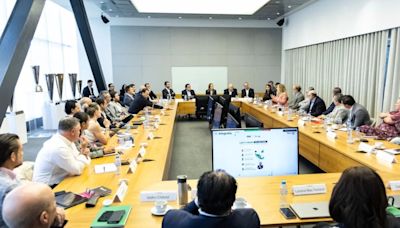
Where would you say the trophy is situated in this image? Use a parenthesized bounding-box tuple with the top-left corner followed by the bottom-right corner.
(32, 65, 43, 92)
(55, 73, 64, 102)
(77, 80, 82, 98)
(68, 73, 77, 99)
(45, 74, 55, 102)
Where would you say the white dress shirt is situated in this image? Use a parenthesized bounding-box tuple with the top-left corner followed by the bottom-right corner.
(33, 133, 91, 185)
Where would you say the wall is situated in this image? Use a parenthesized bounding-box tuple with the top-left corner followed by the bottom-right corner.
(111, 26, 282, 93)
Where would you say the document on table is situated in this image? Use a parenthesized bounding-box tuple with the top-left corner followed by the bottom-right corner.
(94, 163, 117, 174)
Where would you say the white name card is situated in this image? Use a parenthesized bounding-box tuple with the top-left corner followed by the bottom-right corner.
(139, 147, 146, 157)
(140, 191, 177, 202)
(113, 181, 128, 203)
(298, 119, 305, 127)
(388, 181, 400, 191)
(127, 161, 137, 174)
(147, 132, 154, 140)
(376, 150, 396, 164)
(292, 184, 327, 196)
(277, 111, 284, 116)
(327, 131, 337, 140)
(358, 142, 374, 153)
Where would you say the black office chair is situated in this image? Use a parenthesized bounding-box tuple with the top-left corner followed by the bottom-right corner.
(219, 95, 231, 127)
(229, 104, 242, 128)
(195, 95, 209, 119)
(244, 113, 263, 128)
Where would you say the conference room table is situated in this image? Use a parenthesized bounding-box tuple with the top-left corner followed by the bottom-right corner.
(55, 99, 400, 227)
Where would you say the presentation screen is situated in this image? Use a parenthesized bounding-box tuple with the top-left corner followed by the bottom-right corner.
(212, 128, 299, 177)
(171, 67, 228, 94)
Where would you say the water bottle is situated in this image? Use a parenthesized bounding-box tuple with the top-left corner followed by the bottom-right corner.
(346, 119, 353, 144)
(115, 153, 121, 175)
(177, 175, 188, 207)
(355, 127, 361, 140)
(287, 108, 292, 121)
(280, 180, 288, 208)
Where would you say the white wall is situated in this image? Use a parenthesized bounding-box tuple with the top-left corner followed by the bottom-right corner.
(282, 0, 400, 50)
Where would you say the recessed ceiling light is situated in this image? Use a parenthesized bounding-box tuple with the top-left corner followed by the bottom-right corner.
(238, 17, 242, 20)
(130, 0, 271, 15)
(147, 15, 151, 18)
(276, 12, 280, 15)
(267, 17, 271, 20)
(288, 5, 292, 8)
(178, 16, 182, 19)
(209, 16, 213, 19)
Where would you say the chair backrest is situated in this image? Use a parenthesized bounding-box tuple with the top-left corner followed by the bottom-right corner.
(195, 95, 209, 114)
(226, 113, 240, 128)
(207, 96, 216, 123)
(244, 113, 263, 128)
(218, 95, 231, 127)
(229, 104, 241, 128)
(212, 103, 223, 129)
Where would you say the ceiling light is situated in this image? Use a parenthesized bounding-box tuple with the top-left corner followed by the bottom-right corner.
(209, 16, 213, 19)
(267, 17, 271, 20)
(276, 12, 280, 15)
(100, 1, 104, 3)
(130, 0, 271, 15)
(238, 17, 242, 20)
(178, 16, 182, 19)
(288, 5, 292, 8)
(147, 15, 151, 18)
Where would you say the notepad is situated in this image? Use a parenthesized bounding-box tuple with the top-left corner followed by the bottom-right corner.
(94, 164, 117, 174)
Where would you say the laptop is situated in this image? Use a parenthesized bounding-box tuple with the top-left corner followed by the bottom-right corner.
(289, 201, 330, 219)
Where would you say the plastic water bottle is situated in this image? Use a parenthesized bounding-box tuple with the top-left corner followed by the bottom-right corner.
(280, 180, 288, 208)
(115, 153, 121, 175)
(287, 108, 292, 121)
(346, 119, 353, 144)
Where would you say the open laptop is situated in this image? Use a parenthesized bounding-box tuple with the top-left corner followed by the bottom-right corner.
(290, 202, 330, 219)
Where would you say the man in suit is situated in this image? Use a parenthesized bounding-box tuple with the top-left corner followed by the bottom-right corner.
(162, 170, 260, 228)
(181, 84, 196, 100)
(162, 81, 176, 99)
(145, 83, 157, 100)
(241, 82, 255, 98)
(223, 83, 238, 97)
(342, 95, 372, 129)
(82, 80, 95, 98)
(306, 90, 326, 117)
(288, 85, 305, 110)
(123, 84, 135, 107)
(128, 88, 163, 114)
(322, 87, 342, 115)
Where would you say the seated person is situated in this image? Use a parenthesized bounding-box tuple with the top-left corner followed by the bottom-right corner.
(263, 84, 274, 101)
(78, 97, 92, 110)
(298, 86, 315, 112)
(64, 100, 81, 117)
(123, 84, 135, 107)
(206, 83, 217, 95)
(224, 84, 238, 97)
(95, 97, 113, 128)
(342, 95, 372, 129)
(271, 84, 289, 106)
(182, 84, 196, 100)
(129, 88, 163, 114)
(288, 85, 305, 110)
(108, 82, 115, 93)
(322, 87, 342, 115)
(320, 94, 349, 124)
(267, 81, 277, 95)
(162, 81, 176, 99)
(2, 183, 63, 228)
(241, 82, 255, 98)
(106, 91, 127, 121)
(145, 83, 157, 100)
(315, 166, 400, 228)
(33, 117, 91, 187)
(84, 103, 111, 145)
(163, 170, 260, 228)
(360, 98, 400, 140)
(305, 90, 326, 117)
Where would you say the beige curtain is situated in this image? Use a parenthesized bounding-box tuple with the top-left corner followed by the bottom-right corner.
(284, 30, 389, 118)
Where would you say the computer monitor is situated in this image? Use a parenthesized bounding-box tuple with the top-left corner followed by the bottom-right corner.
(226, 113, 240, 128)
(212, 103, 223, 129)
(212, 128, 299, 177)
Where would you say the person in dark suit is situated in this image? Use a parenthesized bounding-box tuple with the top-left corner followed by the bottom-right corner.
(128, 88, 163, 114)
(263, 84, 274, 101)
(322, 87, 342, 115)
(241, 82, 255, 98)
(181, 84, 196, 100)
(123, 84, 135, 107)
(342, 95, 372, 129)
(162, 81, 176, 99)
(205, 83, 217, 95)
(162, 170, 260, 228)
(144, 83, 157, 100)
(82, 80, 95, 98)
(223, 83, 238, 97)
(305, 90, 326, 117)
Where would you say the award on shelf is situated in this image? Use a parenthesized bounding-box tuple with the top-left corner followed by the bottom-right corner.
(68, 73, 77, 99)
(45, 74, 55, 102)
(55, 73, 64, 102)
(32, 65, 43, 92)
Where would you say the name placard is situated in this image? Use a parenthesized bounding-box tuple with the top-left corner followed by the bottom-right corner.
(327, 131, 337, 140)
(113, 181, 128, 203)
(139, 147, 146, 157)
(277, 111, 284, 116)
(388, 181, 400, 191)
(147, 132, 154, 140)
(292, 184, 327, 196)
(298, 119, 305, 127)
(140, 191, 177, 202)
(127, 161, 137, 174)
(376, 150, 396, 164)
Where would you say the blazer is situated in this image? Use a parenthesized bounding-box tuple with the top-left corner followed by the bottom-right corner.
(327, 105, 349, 124)
(128, 94, 162, 114)
(82, 86, 95, 98)
(123, 93, 135, 107)
(349, 103, 372, 129)
(263, 90, 274, 101)
(224, 88, 238, 97)
(206, 89, 217, 96)
(182, 90, 196, 99)
(306, 96, 326, 117)
(149, 90, 157, 100)
(162, 201, 260, 228)
(162, 88, 176, 99)
(288, 92, 305, 110)
(241, 88, 255, 98)
(323, 102, 336, 115)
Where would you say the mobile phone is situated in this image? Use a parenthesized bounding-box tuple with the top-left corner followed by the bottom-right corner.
(98, 211, 113, 222)
(107, 210, 125, 224)
(280, 207, 296, 219)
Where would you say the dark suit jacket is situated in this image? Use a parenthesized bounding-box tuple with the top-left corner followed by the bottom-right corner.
(323, 102, 335, 115)
(241, 88, 255, 98)
(149, 90, 157, 100)
(128, 94, 162, 114)
(123, 93, 135, 107)
(350, 103, 372, 129)
(223, 89, 238, 98)
(206, 89, 217, 96)
(306, 96, 326, 117)
(263, 90, 274, 101)
(182, 90, 196, 99)
(162, 88, 175, 99)
(162, 201, 260, 228)
(82, 86, 95, 98)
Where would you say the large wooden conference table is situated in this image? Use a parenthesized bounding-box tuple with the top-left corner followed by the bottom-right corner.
(56, 99, 400, 228)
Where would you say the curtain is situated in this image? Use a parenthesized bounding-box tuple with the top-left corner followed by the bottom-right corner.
(284, 30, 389, 118)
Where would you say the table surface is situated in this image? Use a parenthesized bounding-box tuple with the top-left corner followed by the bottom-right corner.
(55, 99, 400, 228)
